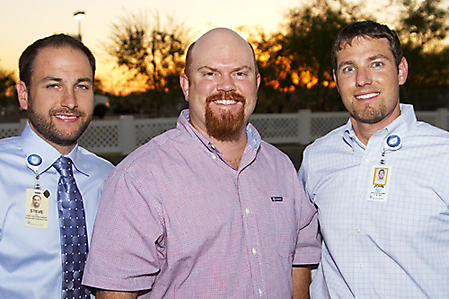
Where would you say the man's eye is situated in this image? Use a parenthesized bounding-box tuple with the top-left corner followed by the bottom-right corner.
(373, 62, 383, 67)
(46, 84, 59, 89)
(343, 66, 355, 72)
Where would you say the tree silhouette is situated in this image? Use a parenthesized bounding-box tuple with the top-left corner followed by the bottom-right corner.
(394, 0, 449, 90)
(250, 0, 365, 111)
(0, 66, 16, 108)
(107, 10, 190, 116)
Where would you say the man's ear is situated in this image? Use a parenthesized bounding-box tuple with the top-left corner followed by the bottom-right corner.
(398, 57, 409, 86)
(16, 81, 29, 110)
(179, 73, 190, 102)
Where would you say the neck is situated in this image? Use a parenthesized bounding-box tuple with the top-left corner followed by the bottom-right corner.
(210, 134, 247, 169)
(29, 123, 75, 155)
(351, 104, 401, 145)
(189, 118, 248, 169)
(352, 121, 384, 145)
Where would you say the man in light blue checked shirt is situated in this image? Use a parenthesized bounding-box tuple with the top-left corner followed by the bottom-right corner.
(299, 20, 449, 298)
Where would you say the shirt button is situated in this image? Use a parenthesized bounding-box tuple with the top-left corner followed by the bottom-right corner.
(365, 158, 370, 162)
(258, 289, 263, 296)
(210, 144, 216, 149)
(252, 248, 257, 255)
(356, 229, 361, 234)
(245, 208, 250, 214)
(211, 155, 216, 160)
(359, 264, 363, 269)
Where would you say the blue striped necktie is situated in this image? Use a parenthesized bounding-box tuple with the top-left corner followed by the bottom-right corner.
(53, 156, 90, 298)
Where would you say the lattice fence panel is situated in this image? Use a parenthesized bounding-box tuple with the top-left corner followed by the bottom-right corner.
(2, 109, 449, 154)
(0, 124, 22, 139)
(135, 118, 177, 147)
(78, 121, 120, 152)
(250, 114, 299, 143)
(310, 113, 348, 139)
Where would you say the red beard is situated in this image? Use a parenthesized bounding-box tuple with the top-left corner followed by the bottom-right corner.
(205, 91, 246, 141)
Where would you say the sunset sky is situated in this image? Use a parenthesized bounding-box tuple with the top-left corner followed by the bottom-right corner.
(1, 0, 400, 94)
(0, 0, 309, 93)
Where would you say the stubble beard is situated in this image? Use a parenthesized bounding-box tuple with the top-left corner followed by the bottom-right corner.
(351, 102, 388, 124)
(205, 91, 246, 142)
(27, 99, 92, 147)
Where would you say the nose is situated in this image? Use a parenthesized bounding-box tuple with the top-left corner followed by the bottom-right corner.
(61, 89, 78, 110)
(217, 74, 236, 92)
(356, 68, 372, 87)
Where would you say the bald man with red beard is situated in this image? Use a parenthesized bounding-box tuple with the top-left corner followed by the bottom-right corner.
(83, 28, 321, 299)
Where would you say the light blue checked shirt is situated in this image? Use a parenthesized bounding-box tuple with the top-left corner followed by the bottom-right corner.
(299, 104, 449, 298)
(0, 122, 114, 298)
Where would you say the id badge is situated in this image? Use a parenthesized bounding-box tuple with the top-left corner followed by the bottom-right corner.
(367, 166, 392, 202)
(24, 189, 49, 229)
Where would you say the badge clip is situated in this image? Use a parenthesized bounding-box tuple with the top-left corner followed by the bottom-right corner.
(26, 153, 43, 188)
(385, 134, 402, 151)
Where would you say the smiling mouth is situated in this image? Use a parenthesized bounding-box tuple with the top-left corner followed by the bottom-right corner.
(356, 92, 380, 100)
(206, 91, 245, 106)
(213, 99, 239, 105)
(55, 115, 78, 120)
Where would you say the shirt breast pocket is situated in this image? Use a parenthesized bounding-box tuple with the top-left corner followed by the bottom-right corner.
(270, 199, 297, 258)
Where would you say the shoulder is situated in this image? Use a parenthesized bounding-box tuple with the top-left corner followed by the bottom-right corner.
(0, 136, 23, 164)
(0, 136, 20, 152)
(113, 127, 185, 173)
(300, 124, 348, 180)
(258, 140, 297, 171)
(304, 124, 347, 157)
(77, 146, 115, 175)
(259, 140, 289, 159)
(414, 121, 449, 138)
(404, 121, 449, 156)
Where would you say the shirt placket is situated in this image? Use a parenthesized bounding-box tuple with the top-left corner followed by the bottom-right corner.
(236, 146, 268, 298)
(352, 134, 384, 294)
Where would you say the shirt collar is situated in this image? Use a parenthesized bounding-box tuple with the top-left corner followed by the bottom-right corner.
(178, 109, 261, 152)
(19, 121, 88, 176)
(342, 104, 416, 149)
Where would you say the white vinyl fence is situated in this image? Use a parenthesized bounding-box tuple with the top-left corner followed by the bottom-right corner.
(1, 109, 448, 154)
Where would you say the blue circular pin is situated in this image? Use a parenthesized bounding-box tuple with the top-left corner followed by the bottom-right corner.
(386, 134, 402, 150)
(26, 153, 43, 173)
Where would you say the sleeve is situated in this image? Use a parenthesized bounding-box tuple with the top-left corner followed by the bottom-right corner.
(293, 150, 321, 266)
(82, 165, 164, 292)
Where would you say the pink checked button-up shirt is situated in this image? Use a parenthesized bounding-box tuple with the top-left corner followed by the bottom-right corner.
(83, 110, 321, 298)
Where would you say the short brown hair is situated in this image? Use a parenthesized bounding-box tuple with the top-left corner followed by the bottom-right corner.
(19, 34, 96, 88)
(331, 20, 403, 71)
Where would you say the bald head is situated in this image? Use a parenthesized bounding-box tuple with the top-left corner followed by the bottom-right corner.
(184, 28, 258, 78)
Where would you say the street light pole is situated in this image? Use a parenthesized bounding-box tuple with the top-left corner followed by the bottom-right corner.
(73, 11, 85, 41)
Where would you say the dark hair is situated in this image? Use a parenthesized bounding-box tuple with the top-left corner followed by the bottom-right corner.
(184, 41, 259, 78)
(331, 20, 403, 70)
(19, 34, 96, 87)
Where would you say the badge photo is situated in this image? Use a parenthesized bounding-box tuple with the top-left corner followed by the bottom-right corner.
(24, 188, 49, 229)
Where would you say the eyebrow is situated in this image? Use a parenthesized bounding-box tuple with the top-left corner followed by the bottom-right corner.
(197, 65, 253, 72)
(41, 76, 93, 84)
(337, 54, 392, 71)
